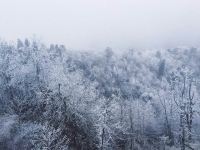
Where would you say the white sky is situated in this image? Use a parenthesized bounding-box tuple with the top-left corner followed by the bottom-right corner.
(0, 0, 200, 51)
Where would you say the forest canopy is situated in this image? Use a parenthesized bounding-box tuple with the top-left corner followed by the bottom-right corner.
(0, 39, 200, 150)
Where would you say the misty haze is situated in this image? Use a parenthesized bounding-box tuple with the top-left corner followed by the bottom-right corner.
(1, 0, 200, 150)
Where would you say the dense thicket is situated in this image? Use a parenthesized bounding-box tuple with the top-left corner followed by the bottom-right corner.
(1, 39, 200, 150)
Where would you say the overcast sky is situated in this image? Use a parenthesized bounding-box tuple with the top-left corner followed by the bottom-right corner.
(0, 0, 200, 51)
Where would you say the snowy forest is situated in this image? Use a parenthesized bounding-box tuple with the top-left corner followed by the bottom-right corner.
(1, 39, 200, 150)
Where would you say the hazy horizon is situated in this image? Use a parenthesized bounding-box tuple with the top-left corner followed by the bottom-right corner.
(1, 0, 200, 51)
